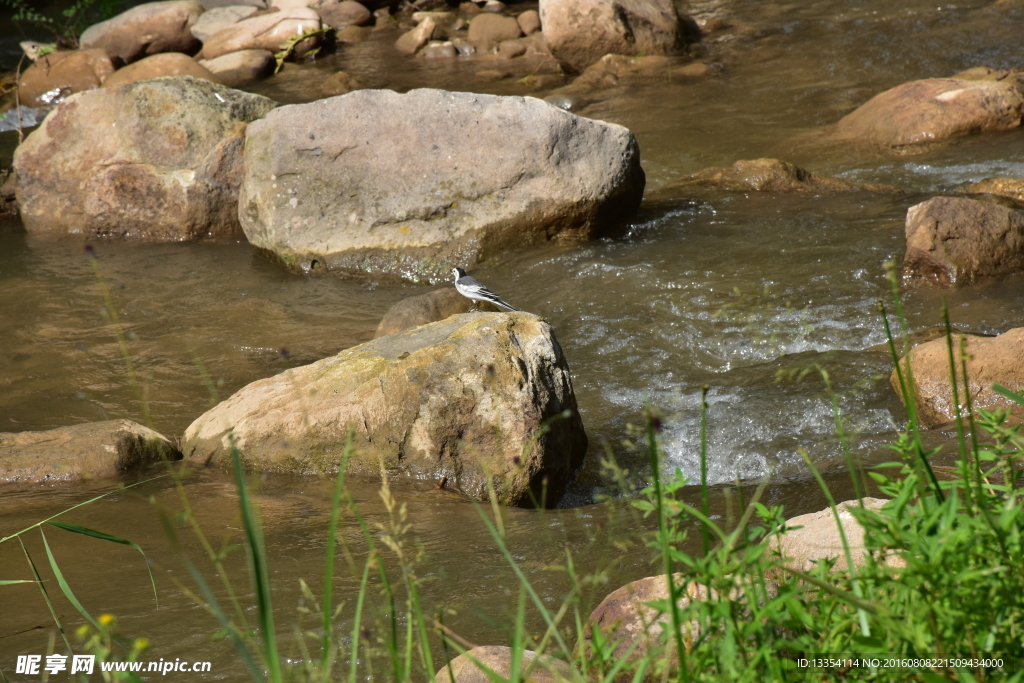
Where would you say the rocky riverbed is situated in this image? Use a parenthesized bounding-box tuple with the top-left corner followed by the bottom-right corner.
(3, 0, 1024, 676)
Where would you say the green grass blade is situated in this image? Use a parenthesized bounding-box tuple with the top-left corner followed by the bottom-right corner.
(39, 528, 101, 630)
(45, 521, 159, 608)
(230, 439, 282, 683)
(19, 536, 72, 652)
(322, 432, 353, 673)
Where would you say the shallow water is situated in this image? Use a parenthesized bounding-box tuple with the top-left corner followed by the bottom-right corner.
(4, 0, 1024, 674)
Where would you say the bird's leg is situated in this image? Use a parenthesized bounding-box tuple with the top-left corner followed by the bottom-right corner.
(470, 300, 479, 311)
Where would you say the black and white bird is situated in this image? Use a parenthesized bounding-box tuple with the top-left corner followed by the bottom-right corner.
(451, 267, 519, 312)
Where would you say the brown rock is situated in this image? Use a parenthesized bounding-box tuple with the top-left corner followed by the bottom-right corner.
(468, 13, 522, 47)
(517, 9, 540, 35)
(201, 0, 265, 6)
(459, 1, 481, 15)
(190, 4, 259, 42)
(375, 288, 497, 338)
(16, 49, 116, 108)
(199, 48, 276, 86)
(496, 38, 526, 59)
(80, 0, 204, 63)
(657, 158, 902, 195)
(320, 70, 363, 96)
(892, 328, 1024, 428)
(14, 77, 277, 241)
(200, 8, 322, 60)
(673, 61, 713, 79)
(582, 574, 710, 672)
(419, 41, 458, 59)
(475, 69, 510, 81)
(103, 52, 223, 88)
(834, 78, 1024, 148)
(181, 313, 588, 507)
(0, 420, 180, 484)
(902, 196, 1024, 285)
(435, 646, 575, 683)
(773, 498, 893, 571)
(238, 88, 644, 282)
(335, 25, 369, 42)
(540, 0, 695, 73)
(319, 0, 372, 28)
(964, 177, 1024, 206)
(395, 17, 436, 54)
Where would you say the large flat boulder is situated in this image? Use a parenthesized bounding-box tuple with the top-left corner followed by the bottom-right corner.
(834, 78, 1024, 148)
(16, 49, 116, 108)
(182, 313, 587, 507)
(540, 0, 696, 73)
(0, 420, 180, 484)
(239, 88, 644, 282)
(198, 49, 276, 86)
(80, 0, 204, 63)
(892, 329, 1024, 428)
(13, 76, 277, 240)
(772, 498, 893, 571)
(902, 196, 1024, 285)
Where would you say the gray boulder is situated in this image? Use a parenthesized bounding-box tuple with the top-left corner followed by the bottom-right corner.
(0, 420, 180, 484)
(14, 77, 277, 240)
(239, 88, 644, 282)
(182, 312, 587, 507)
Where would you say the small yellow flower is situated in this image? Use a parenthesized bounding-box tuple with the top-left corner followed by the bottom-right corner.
(76, 625, 90, 639)
(99, 614, 115, 626)
(133, 638, 149, 652)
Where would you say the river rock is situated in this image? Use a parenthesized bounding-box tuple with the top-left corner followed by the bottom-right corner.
(419, 41, 457, 59)
(199, 49, 276, 86)
(190, 4, 260, 42)
(467, 13, 522, 47)
(582, 573, 710, 673)
(103, 52, 223, 87)
(517, 9, 540, 35)
(655, 158, 902, 195)
(902, 196, 1024, 285)
(80, 0, 204, 63)
(374, 288, 497, 338)
(320, 70, 363, 96)
(540, 0, 696, 73)
(181, 313, 587, 507)
(964, 177, 1024, 206)
(16, 49, 116, 108)
(0, 420, 180, 484)
(773, 498, 892, 571)
(395, 17, 436, 54)
(834, 78, 1024, 148)
(239, 88, 644, 282)
(14, 77, 277, 240)
(201, 0, 266, 6)
(435, 646, 575, 683)
(200, 8, 322, 60)
(319, 0, 372, 28)
(892, 328, 1024, 428)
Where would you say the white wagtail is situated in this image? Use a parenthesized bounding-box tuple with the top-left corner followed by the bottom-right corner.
(452, 267, 519, 312)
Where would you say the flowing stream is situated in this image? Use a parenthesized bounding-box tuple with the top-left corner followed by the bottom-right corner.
(3, 0, 1024, 675)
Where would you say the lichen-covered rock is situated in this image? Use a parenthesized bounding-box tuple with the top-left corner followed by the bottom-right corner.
(80, 0, 204, 63)
(199, 7, 322, 60)
(102, 52, 223, 88)
(14, 77, 277, 240)
(182, 313, 587, 507)
(435, 646, 575, 683)
(16, 49, 116, 108)
(902, 196, 1024, 285)
(655, 158, 901, 195)
(540, 0, 697, 73)
(891, 329, 1024, 428)
(374, 288, 497, 338)
(0, 420, 180, 484)
(834, 78, 1024, 148)
(239, 88, 644, 282)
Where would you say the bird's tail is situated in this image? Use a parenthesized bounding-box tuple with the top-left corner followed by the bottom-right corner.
(494, 299, 518, 312)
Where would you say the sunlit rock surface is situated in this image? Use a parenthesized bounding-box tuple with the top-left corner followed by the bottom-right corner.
(182, 313, 587, 507)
